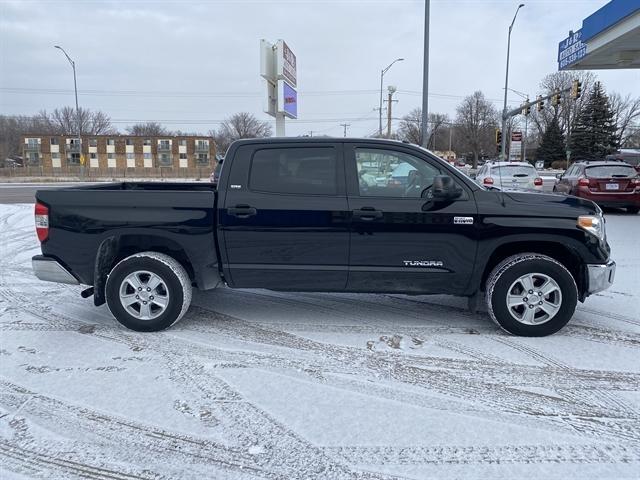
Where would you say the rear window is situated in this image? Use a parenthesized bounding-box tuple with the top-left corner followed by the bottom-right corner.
(585, 165, 636, 178)
(249, 147, 338, 195)
(492, 165, 536, 177)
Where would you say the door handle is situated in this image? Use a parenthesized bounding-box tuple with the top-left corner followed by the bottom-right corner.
(228, 204, 257, 218)
(352, 208, 383, 221)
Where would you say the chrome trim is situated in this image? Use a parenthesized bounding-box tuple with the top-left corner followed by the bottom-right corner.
(32, 256, 79, 285)
(586, 260, 616, 295)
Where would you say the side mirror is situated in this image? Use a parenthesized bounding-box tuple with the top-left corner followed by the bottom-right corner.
(431, 175, 463, 201)
(555, 173, 563, 179)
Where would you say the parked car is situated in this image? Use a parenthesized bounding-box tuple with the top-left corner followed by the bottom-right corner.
(209, 159, 223, 183)
(32, 138, 614, 337)
(475, 161, 543, 191)
(606, 151, 640, 174)
(553, 160, 640, 214)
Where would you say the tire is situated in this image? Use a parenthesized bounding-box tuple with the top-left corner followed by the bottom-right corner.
(485, 253, 577, 337)
(105, 252, 192, 332)
(627, 207, 639, 214)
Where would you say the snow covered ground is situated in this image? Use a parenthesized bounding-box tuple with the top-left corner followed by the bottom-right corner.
(0, 203, 639, 480)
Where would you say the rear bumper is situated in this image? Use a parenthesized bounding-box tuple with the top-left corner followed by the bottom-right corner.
(32, 255, 79, 285)
(586, 260, 615, 295)
(577, 189, 640, 208)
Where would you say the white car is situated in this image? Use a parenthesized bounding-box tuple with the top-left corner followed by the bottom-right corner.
(475, 161, 543, 191)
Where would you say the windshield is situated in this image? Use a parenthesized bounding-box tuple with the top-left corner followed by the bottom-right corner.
(492, 165, 536, 177)
(585, 165, 636, 178)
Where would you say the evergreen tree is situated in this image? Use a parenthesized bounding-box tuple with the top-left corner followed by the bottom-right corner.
(569, 82, 619, 160)
(536, 115, 565, 167)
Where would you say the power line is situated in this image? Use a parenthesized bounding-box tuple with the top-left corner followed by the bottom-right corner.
(0, 86, 517, 104)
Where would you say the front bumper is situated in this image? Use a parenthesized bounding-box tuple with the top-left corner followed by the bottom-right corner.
(586, 260, 616, 295)
(32, 255, 79, 285)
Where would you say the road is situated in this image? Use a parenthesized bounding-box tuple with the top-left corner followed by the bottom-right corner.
(0, 202, 638, 480)
(0, 183, 97, 203)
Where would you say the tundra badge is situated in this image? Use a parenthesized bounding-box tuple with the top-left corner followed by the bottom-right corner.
(454, 217, 474, 225)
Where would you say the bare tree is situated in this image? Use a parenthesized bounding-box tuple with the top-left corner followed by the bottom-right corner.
(38, 107, 117, 135)
(609, 92, 640, 147)
(125, 122, 170, 136)
(455, 91, 498, 168)
(211, 112, 272, 154)
(396, 109, 449, 150)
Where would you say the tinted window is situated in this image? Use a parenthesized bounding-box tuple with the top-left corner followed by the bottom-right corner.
(565, 165, 578, 176)
(356, 148, 441, 198)
(585, 165, 636, 178)
(249, 147, 337, 195)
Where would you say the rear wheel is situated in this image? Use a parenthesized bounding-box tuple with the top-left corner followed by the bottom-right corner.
(627, 207, 639, 214)
(105, 252, 192, 332)
(486, 253, 577, 336)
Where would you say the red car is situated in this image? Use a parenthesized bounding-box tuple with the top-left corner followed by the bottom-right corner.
(553, 160, 640, 214)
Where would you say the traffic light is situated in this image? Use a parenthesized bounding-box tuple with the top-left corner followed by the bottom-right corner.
(524, 98, 531, 116)
(537, 95, 544, 112)
(495, 128, 502, 152)
(571, 79, 582, 99)
(551, 90, 561, 106)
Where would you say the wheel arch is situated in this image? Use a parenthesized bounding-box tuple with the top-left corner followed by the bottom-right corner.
(478, 241, 586, 301)
(93, 234, 195, 307)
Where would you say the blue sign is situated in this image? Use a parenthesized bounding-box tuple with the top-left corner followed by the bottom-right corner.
(281, 81, 297, 119)
(558, 29, 587, 70)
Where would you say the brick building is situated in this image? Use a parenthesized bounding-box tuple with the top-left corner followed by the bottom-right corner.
(21, 134, 216, 171)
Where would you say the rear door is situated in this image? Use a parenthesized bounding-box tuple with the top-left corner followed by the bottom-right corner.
(345, 143, 478, 294)
(556, 165, 577, 194)
(219, 143, 349, 290)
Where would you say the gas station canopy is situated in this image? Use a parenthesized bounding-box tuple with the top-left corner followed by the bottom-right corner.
(558, 0, 640, 70)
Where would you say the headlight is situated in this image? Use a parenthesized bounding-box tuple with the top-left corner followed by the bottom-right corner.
(578, 214, 606, 241)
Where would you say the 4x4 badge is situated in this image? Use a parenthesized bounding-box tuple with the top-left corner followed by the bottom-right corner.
(454, 217, 474, 225)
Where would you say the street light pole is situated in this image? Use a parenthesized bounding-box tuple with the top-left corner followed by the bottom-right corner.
(55, 45, 83, 174)
(500, 3, 525, 160)
(421, 0, 430, 148)
(379, 58, 404, 137)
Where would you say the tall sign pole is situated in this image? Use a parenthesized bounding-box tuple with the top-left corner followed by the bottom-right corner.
(261, 39, 297, 136)
(421, 0, 430, 148)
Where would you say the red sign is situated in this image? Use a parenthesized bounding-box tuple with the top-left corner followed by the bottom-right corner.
(511, 132, 523, 142)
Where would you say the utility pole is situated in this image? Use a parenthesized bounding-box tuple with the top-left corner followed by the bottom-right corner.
(421, 0, 430, 148)
(385, 86, 398, 138)
(500, 3, 525, 160)
(379, 58, 404, 137)
(340, 123, 350, 137)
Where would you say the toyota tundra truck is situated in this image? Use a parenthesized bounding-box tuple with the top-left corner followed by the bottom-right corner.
(32, 138, 615, 336)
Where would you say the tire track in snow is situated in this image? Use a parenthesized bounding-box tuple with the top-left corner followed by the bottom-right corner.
(0, 441, 160, 480)
(325, 443, 640, 466)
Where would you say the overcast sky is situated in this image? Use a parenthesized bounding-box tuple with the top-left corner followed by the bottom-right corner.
(1, 0, 638, 138)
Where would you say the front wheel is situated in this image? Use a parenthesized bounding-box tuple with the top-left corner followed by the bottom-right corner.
(627, 207, 639, 214)
(105, 252, 192, 332)
(486, 254, 577, 336)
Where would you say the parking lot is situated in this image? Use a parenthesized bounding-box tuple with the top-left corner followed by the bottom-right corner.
(1, 202, 639, 479)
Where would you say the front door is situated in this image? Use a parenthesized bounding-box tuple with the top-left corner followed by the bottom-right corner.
(345, 143, 478, 294)
(219, 143, 350, 290)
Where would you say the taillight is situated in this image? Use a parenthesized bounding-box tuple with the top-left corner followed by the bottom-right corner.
(34, 202, 49, 243)
(534, 177, 543, 186)
(578, 177, 590, 187)
(483, 177, 494, 185)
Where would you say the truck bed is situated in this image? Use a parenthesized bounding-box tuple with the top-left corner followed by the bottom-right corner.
(36, 182, 221, 299)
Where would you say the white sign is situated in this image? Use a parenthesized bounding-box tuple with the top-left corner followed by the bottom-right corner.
(276, 39, 297, 87)
(509, 142, 522, 161)
(260, 39, 276, 82)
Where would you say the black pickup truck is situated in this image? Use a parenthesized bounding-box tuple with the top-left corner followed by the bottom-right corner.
(32, 138, 615, 336)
